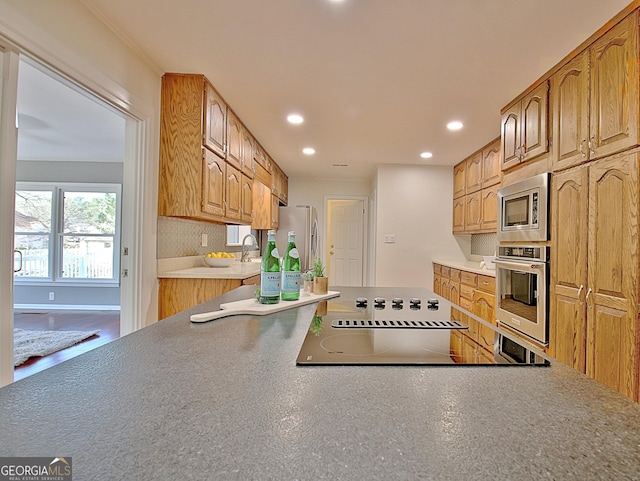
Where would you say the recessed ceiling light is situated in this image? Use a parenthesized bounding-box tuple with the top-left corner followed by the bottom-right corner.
(303, 147, 316, 155)
(447, 121, 464, 131)
(287, 114, 304, 124)
(420, 152, 433, 159)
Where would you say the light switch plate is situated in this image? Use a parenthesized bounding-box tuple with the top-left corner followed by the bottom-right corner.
(384, 234, 396, 244)
(201, 233, 208, 247)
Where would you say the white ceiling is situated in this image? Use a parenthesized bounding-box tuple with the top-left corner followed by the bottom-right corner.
(17, 59, 126, 163)
(42, 0, 635, 179)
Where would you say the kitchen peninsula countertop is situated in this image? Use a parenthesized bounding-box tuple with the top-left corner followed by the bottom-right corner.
(1, 286, 640, 480)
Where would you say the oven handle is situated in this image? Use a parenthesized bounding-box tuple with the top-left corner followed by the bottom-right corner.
(493, 259, 546, 272)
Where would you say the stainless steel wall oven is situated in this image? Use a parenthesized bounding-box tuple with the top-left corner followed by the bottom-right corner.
(494, 245, 549, 345)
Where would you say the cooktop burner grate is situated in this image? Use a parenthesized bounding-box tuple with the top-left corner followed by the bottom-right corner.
(331, 319, 468, 330)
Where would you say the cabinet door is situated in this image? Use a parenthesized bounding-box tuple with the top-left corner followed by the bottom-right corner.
(481, 138, 501, 187)
(441, 279, 451, 301)
(433, 274, 441, 296)
(550, 165, 588, 371)
(226, 111, 242, 170)
(586, 153, 639, 399)
(251, 180, 271, 230)
(241, 127, 255, 178)
(241, 174, 253, 224)
(464, 191, 481, 232)
(452, 196, 465, 233)
(501, 102, 521, 170)
(479, 185, 498, 233)
(449, 281, 460, 306)
(201, 149, 225, 218)
(589, 12, 639, 161)
(225, 163, 242, 220)
(465, 152, 483, 194)
(270, 194, 279, 228)
(204, 81, 227, 159)
(551, 51, 590, 171)
(473, 290, 496, 325)
(521, 81, 549, 162)
(453, 161, 466, 198)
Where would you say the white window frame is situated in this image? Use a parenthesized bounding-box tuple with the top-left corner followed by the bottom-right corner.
(14, 181, 121, 287)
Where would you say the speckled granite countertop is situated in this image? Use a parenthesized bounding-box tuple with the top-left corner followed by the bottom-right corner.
(1, 286, 640, 480)
(157, 256, 261, 279)
(433, 259, 497, 277)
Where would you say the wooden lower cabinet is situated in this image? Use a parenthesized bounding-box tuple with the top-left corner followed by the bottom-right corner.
(551, 152, 639, 400)
(158, 278, 242, 320)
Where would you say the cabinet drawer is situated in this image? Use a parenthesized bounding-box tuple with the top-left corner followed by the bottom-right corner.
(433, 263, 442, 275)
(460, 271, 477, 287)
(459, 296, 473, 312)
(449, 269, 461, 282)
(441, 266, 451, 279)
(477, 275, 495, 293)
(460, 284, 475, 300)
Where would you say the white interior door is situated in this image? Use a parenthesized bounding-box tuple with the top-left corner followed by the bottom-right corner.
(328, 199, 365, 286)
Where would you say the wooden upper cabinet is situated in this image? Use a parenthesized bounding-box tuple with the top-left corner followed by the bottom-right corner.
(501, 104, 520, 170)
(159, 73, 206, 219)
(453, 162, 466, 198)
(226, 110, 242, 171)
(452, 196, 465, 233)
(201, 149, 225, 218)
(225, 163, 242, 221)
(481, 138, 501, 187)
(589, 11, 639, 161)
(479, 185, 498, 232)
(203, 81, 227, 159)
(241, 127, 255, 178)
(501, 81, 549, 171)
(241, 174, 253, 224)
(464, 192, 481, 232)
(465, 152, 483, 194)
(253, 143, 271, 172)
(551, 50, 590, 171)
(552, 11, 639, 172)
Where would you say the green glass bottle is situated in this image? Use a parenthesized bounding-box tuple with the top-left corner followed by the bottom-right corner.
(260, 230, 281, 304)
(281, 231, 301, 301)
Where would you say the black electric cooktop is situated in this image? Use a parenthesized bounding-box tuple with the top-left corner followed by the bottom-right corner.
(296, 287, 549, 366)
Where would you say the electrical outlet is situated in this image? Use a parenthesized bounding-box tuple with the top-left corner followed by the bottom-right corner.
(48, 292, 55, 301)
(201, 233, 208, 247)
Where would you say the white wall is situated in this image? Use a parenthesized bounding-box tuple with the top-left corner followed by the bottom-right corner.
(374, 165, 467, 288)
(0, 0, 161, 330)
(288, 177, 373, 272)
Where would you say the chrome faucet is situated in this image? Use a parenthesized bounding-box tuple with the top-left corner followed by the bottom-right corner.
(241, 234, 258, 262)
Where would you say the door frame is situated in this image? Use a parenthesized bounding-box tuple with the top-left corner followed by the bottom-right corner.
(0, 26, 154, 385)
(324, 195, 369, 287)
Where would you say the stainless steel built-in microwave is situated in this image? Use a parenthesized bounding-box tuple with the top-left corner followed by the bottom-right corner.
(497, 172, 550, 242)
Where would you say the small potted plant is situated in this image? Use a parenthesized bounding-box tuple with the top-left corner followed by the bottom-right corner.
(301, 270, 315, 295)
(312, 257, 328, 295)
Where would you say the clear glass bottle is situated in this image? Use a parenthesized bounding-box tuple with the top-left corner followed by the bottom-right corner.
(260, 230, 281, 304)
(281, 231, 301, 301)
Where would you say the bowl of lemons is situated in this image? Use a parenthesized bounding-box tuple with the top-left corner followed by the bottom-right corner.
(203, 251, 236, 267)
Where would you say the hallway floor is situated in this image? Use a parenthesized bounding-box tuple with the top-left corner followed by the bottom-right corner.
(13, 310, 120, 381)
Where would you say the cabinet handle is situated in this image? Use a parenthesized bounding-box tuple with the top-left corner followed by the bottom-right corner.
(585, 287, 593, 308)
(588, 134, 595, 155)
(579, 138, 587, 157)
(577, 284, 584, 302)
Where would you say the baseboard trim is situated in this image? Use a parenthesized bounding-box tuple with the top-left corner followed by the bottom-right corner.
(14, 304, 121, 311)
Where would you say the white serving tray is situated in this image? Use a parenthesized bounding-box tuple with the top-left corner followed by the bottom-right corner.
(190, 291, 341, 323)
